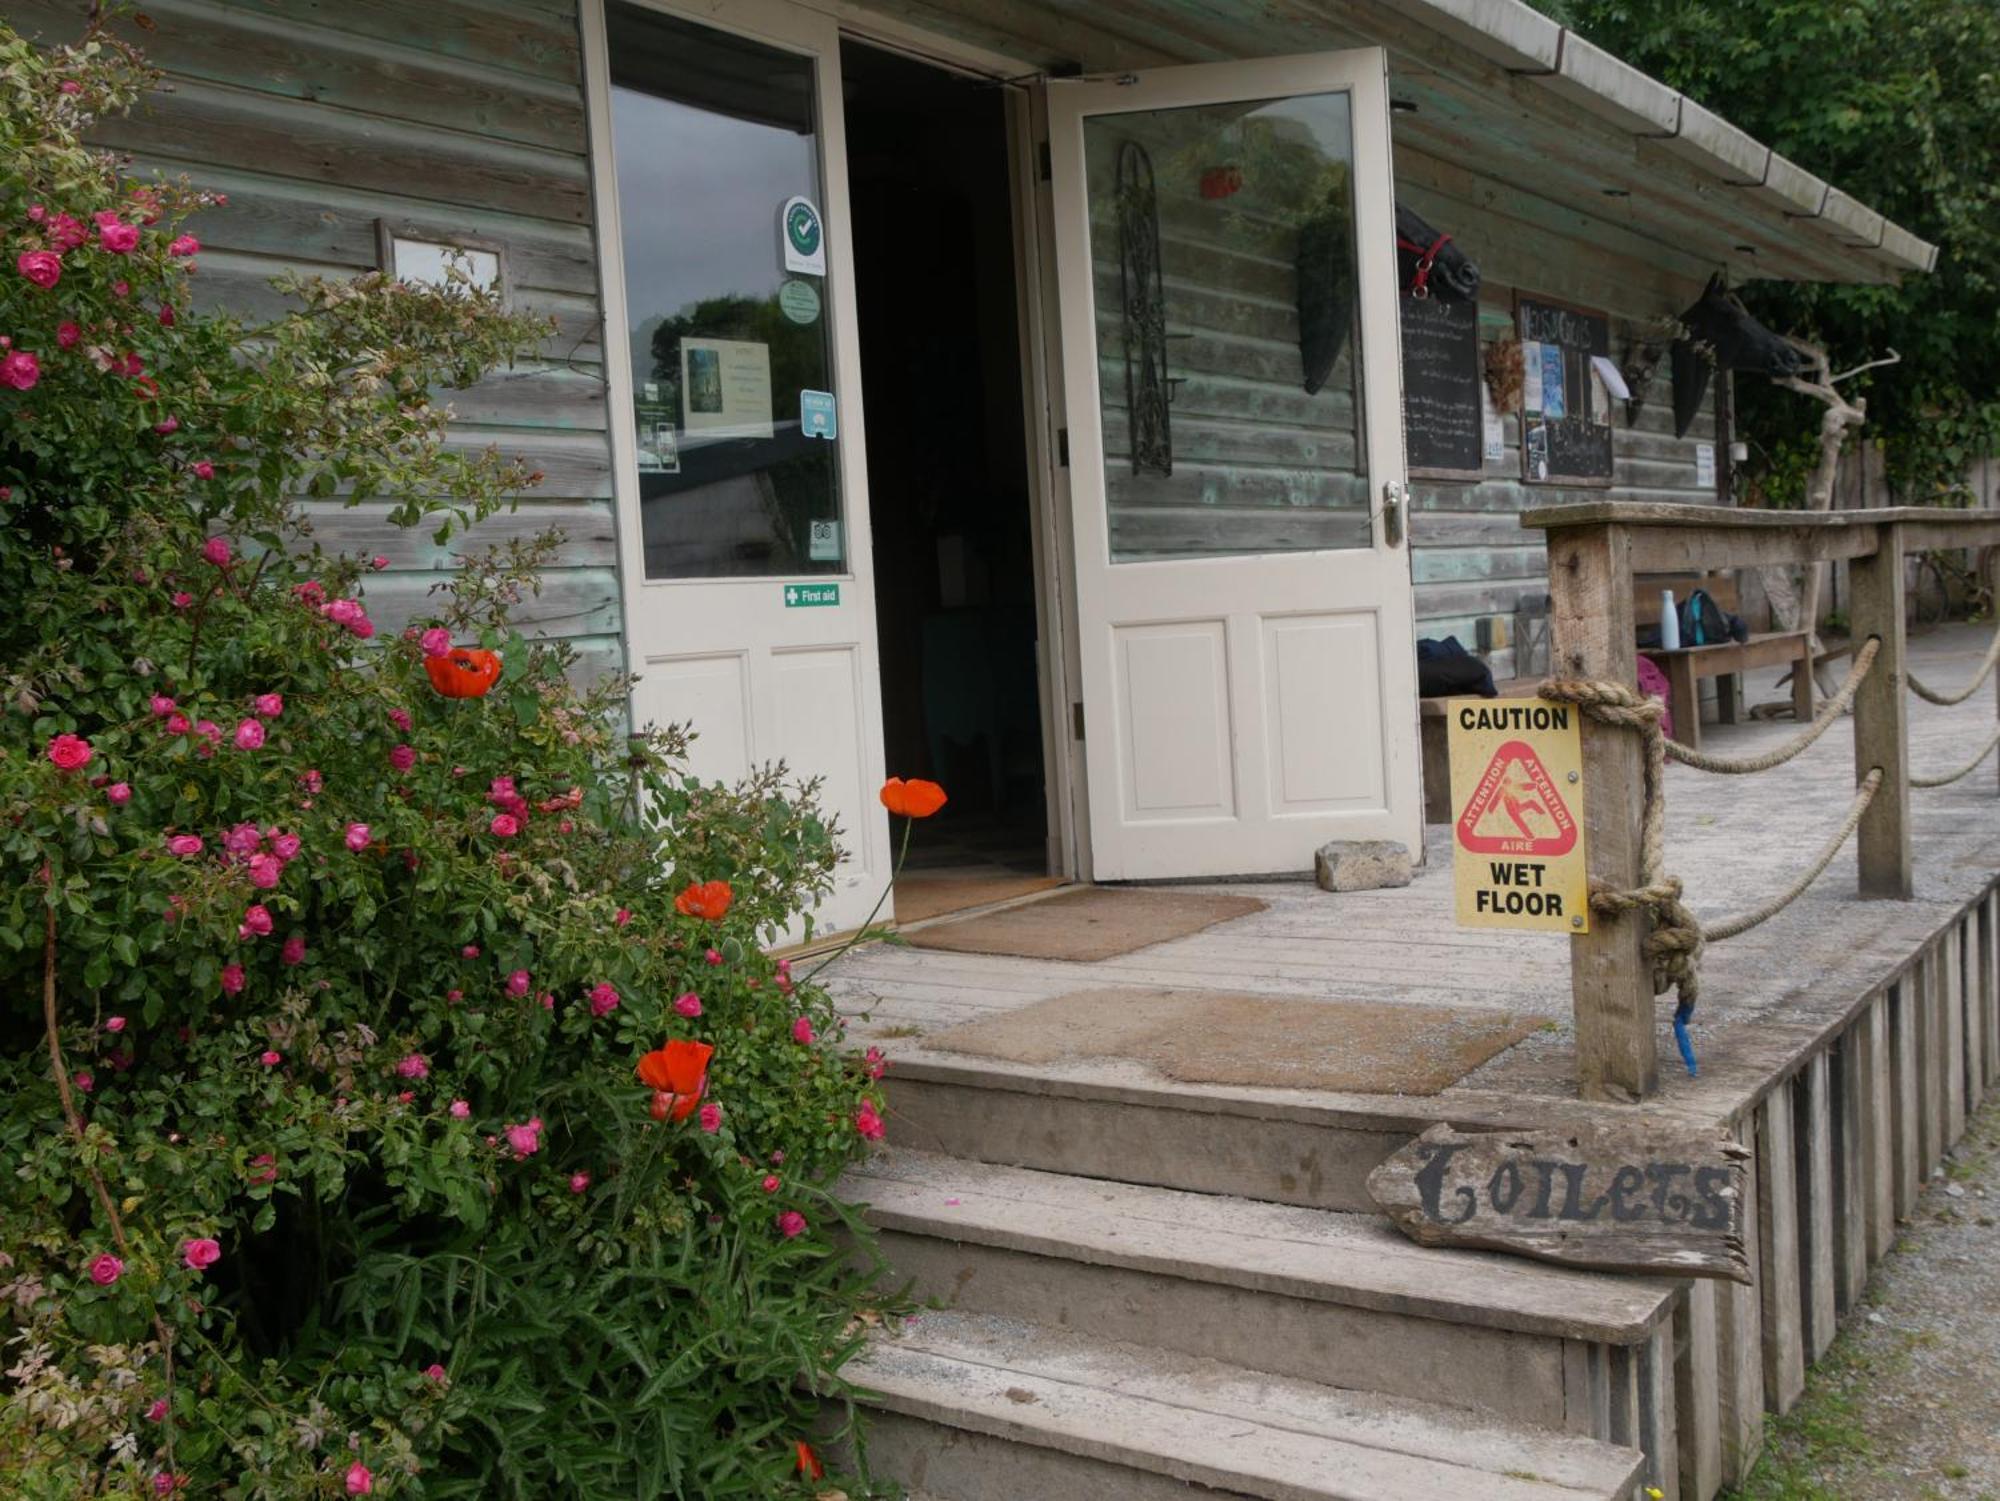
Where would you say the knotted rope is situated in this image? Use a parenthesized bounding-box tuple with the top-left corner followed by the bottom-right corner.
(1665, 637, 1879, 774)
(1912, 725, 2000, 788)
(1907, 614, 2000, 705)
(1536, 679, 1705, 1072)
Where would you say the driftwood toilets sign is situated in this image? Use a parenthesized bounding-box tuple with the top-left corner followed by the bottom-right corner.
(1367, 1122, 1751, 1283)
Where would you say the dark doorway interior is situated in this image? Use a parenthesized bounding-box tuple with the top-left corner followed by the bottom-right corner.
(843, 42, 1053, 918)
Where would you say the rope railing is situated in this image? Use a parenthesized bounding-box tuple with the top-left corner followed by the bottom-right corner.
(1702, 770, 1882, 940)
(1666, 636, 1879, 775)
(1911, 725, 2000, 788)
(1906, 613, 2000, 705)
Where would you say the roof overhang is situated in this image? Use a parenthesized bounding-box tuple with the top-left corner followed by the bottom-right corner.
(842, 0, 1934, 287)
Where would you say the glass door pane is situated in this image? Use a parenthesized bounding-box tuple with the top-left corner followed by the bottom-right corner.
(607, 3, 844, 579)
(1081, 93, 1370, 563)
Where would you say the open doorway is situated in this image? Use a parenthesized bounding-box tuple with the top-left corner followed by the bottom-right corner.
(842, 40, 1057, 922)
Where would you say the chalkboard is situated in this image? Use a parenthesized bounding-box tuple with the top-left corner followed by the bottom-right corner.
(1517, 294, 1614, 487)
(1400, 291, 1483, 479)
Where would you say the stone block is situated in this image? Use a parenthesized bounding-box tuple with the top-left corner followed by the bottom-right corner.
(1315, 839, 1412, 893)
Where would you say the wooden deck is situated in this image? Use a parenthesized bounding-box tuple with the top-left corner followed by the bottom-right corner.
(827, 623, 2000, 1118)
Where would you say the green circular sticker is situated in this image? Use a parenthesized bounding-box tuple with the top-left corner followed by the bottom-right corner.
(778, 279, 822, 325)
(785, 200, 822, 261)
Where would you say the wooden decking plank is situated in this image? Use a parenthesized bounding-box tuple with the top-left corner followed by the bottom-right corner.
(1756, 1080, 1805, 1413)
(1798, 1053, 1837, 1360)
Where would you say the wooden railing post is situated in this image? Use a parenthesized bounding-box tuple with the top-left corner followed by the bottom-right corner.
(1548, 522, 1658, 1102)
(1848, 522, 1912, 898)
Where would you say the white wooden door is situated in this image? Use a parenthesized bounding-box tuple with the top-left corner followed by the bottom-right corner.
(586, 0, 892, 936)
(1047, 51, 1421, 880)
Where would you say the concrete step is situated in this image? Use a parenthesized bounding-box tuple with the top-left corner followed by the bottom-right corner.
(846, 1148, 1682, 1490)
(885, 1052, 1613, 1213)
(854, 1310, 1645, 1501)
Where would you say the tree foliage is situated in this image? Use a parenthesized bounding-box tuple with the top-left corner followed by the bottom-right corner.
(1538, 0, 2000, 504)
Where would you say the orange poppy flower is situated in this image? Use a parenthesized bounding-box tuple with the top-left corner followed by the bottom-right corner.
(636, 1039, 712, 1122)
(794, 1441, 823, 1480)
(674, 879, 733, 921)
(879, 777, 947, 819)
(424, 647, 503, 699)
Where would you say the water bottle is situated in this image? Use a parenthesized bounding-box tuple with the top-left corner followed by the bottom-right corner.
(1659, 589, 1681, 651)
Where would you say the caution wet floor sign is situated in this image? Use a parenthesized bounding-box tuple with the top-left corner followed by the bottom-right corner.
(1448, 699, 1590, 933)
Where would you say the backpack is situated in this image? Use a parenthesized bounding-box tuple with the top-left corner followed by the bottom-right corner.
(1680, 589, 1748, 646)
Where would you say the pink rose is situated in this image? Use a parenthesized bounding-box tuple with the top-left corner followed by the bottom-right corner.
(49, 213, 83, 249)
(55, 320, 80, 349)
(47, 732, 92, 771)
(299, 769, 324, 794)
(423, 1363, 448, 1382)
(191, 460, 215, 481)
(247, 1154, 277, 1184)
(569, 1171, 590, 1194)
(170, 593, 193, 611)
(504, 969, 530, 998)
(165, 713, 192, 736)
(588, 982, 619, 1018)
(180, 1237, 221, 1271)
(449, 1099, 470, 1118)
(673, 992, 702, 1018)
(389, 743, 416, 773)
(233, 718, 265, 751)
(88, 1252, 124, 1286)
(370, 554, 389, 570)
(108, 781, 132, 804)
(614, 907, 632, 927)
(238, 904, 273, 939)
(281, 935, 306, 966)
(762, 1174, 780, 1193)
(58, 79, 82, 95)
(194, 719, 221, 745)
(344, 823, 371, 852)
(704, 948, 723, 967)
(864, 1046, 887, 1080)
(323, 598, 362, 627)
(271, 832, 301, 861)
(224, 822, 262, 856)
(388, 707, 413, 733)
(503, 1117, 542, 1157)
(790, 1017, 815, 1046)
(168, 234, 199, 257)
(855, 1100, 885, 1142)
(17, 250, 62, 288)
(149, 694, 176, 717)
(200, 535, 232, 567)
(460, 944, 480, 960)
(246, 853, 282, 889)
(344, 1462, 373, 1496)
(419, 626, 452, 658)
(349, 612, 375, 639)
(106, 1016, 126, 1033)
(777, 1211, 808, 1239)
(145, 1397, 168, 1422)
(294, 580, 326, 607)
(166, 834, 203, 857)
(698, 1101, 722, 1133)
(0, 351, 39, 390)
(253, 693, 283, 718)
(98, 220, 139, 253)
(74, 1070, 94, 1093)
(489, 813, 519, 838)
(220, 964, 245, 995)
(395, 1053, 429, 1080)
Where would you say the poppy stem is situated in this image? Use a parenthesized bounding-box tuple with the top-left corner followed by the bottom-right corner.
(798, 816, 912, 985)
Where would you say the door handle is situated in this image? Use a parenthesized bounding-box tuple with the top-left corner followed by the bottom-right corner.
(1380, 479, 1406, 549)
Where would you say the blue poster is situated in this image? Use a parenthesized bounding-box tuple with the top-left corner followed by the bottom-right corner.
(799, 388, 837, 440)
(1540, 344, 1566, 420)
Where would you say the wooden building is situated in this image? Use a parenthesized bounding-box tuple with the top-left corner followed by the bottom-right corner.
(16, 0, 1932, 932)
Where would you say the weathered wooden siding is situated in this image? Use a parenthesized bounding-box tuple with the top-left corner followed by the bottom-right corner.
(1399, 146, 1723, 678)
(13, 0, 621, 679)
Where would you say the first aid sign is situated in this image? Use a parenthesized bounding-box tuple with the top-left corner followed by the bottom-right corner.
(1448, 699, 1590, 933)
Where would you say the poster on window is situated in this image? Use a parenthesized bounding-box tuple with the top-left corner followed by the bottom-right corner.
(679, 338, 774, 440)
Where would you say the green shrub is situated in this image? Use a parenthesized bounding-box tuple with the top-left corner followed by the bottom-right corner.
(0, 19, 894, 1497)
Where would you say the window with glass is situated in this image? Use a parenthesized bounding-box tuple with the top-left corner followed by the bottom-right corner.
(607, 4, 843, 578)
(1081, 93, 1370, 563)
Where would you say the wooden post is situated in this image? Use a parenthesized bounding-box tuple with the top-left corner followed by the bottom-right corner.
(1848, 522, 1912, 898)
(1549, 523, 1658, 1103)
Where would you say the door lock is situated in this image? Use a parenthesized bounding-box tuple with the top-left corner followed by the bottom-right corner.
(1380, 479, 1406, 548)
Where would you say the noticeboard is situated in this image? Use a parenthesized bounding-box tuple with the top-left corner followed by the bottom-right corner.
(1517, 294, 1614, 487)
(1400, 290, 1484, 480)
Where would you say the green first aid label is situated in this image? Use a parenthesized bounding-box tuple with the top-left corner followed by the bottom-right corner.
(783, 583, 839, 608)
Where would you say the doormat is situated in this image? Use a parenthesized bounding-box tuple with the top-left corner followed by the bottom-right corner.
(906, 887, 1266, 962)
(923, 988, 1547, 1096)
(894, 873, 1066, 926)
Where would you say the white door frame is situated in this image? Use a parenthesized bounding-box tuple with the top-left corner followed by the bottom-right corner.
(582, 0, 894, 932)
(1044, 49, 1423, 880)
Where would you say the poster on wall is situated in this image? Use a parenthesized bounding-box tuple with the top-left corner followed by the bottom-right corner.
(1516, 295, 1614, 487)
(679, 338, 774, 441)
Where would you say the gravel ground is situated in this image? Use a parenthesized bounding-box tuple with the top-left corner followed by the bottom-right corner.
(1730, 1090, 2000, 1500)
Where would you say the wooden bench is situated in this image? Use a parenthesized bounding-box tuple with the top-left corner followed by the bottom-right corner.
(1419, 573, 1813, 822)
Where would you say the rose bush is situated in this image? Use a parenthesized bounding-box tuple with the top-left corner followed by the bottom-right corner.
(0, 20, 894, 1498)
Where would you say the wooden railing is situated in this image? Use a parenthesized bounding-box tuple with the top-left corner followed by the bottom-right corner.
(1522, 502, 2000, 1103)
